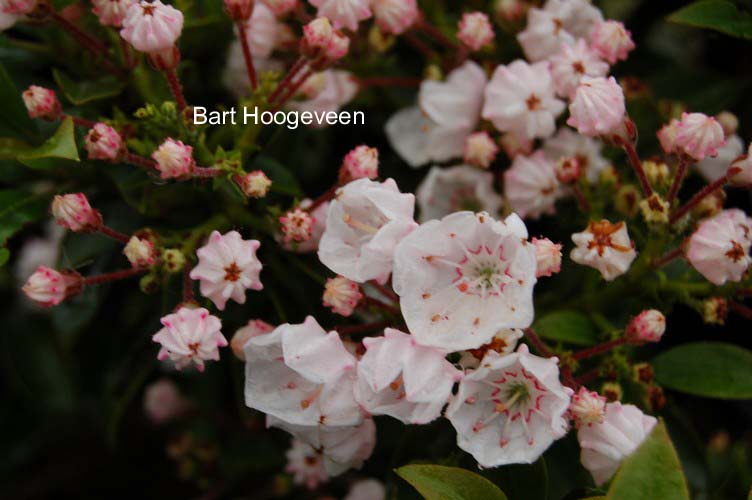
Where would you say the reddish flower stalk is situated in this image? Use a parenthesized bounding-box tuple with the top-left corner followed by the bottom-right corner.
(274, 68, 313, 108)
(335, 319, 393, 336)
(98, 225, 131, 244)
(729, 301, 752, 320)
(269, 57, 306, 104)
(307, 184, 339, 212)
(619, 140, 653, 196)
(192, 166, 222, 178)
(574, 367, 603, 386)
(572, 185, 590, 213)
(561, 366, 579, 390)
(82, 267, 147, 286)
(163, 68, 187, 111)
(120, 38, 135, 69)
(63, 114, 98, 129)
(667, 158, 690, 204)
(236, 20, 258, 91)
(571, 337, 627, 361)
(360, 296, 401, 316)
(415, 18, 457, 50)
(670, 174, 729, 224)
(523, 328, 555, 358)
(123, 152, 158, 170)
(653, 246, 683, 268)
(183, 267, 195, 302)
(359, 76, 422, 89)
(368, 280, 400, 303)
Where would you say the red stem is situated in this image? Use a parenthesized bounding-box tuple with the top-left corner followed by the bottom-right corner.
(192, 166, 222, 178)
(359, 77, 422, 89)
(335, 320, 392, 336)
(670, 174, 729, 224)
(360, 296, 401, 316)
(82, 267, 146, 286)
(98, 225, 131, 244)
(572, 185, 590, 213)
(523, 328, 555, 358)
(667, 158, 690, 203)
(275, 69, 313, 108)
(561, 366, 579, 390)
(620, 141, 653, 196)
(653, 246, 683, 268)
(183, 268, 195, 302)
(729, 301, 752, 320)
(63, 114, 98, 129)
(120, 38, 135, 69)
(307, 184, 339, 212)
(368, 280, 400, 303)
(572, 337, 627, 361)
(237, 20, 258, 91)
(163, 68, 187, 112)
(269, 58, 306, 104)
(123, 152, 158, 170)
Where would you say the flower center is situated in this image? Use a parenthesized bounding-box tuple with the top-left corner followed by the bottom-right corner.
(224, 262, 241, 282)
(726, 241, 746, 262)
(572, 61, 585, 74)
(586, 220, 631, 256)
(454, 246, 511, 297)
(526, 94, 541, 111)
(141, 4, 155, 15)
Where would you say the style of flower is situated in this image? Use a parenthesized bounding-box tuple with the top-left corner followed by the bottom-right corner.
(392, 211, 537, 352)
(22, 266, 81, 307)
(685, 209, 752, 286)
(590, 20, 635, 64)
(92, 0, 137, 27)
(152, 307, 227, 371)
(120, 0, 184, 53)
(84, 123, 124, 161)
(322, 275, 363, 316)
(309, 0, 371, 31)
(457, 12, 494, 51)
(152, 138, 194, 179)
(570, 220, 637, 281)
(503, 151, 561, 220)
(188, 230, 263, 310)
(548, 39, 609, 99)
(567, 76, 626, 137)
(51, 193, 103, 232)
(416, 165, 503, 222)
(22, 85, 61, 120)
(568, 387, 606, 428)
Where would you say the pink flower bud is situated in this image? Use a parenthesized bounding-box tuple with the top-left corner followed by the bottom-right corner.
(322, 275, 362, 316)
(152, 138, 194, 179)
(143, 378, 189, 423)
(280, 208, 315, 242)
(324, 30, 350, 62)
(590, 20, 635, 64)
(92, 0, 137, 27)
(532, 237, 562, 277)
(341, 145, 379, 182)
(22, 85, 61, 120)
(51, 193, 103, 232)
(231, 319, 274, 360)
(457, 12, 494, 51)
(2, 0, 36, 14)
(372, 0, 418, 35)
(22, 266, 81, 307)
(555, 156, 582, 184)
(567, 76, 626, 137)
(84, 123, 124, 161)
(236, 170, 272, 197)
(569, 387, 606, 428)
(123, 236, 156, 267)
(261, 0, 297, 16)
(153, 307, 227, 371)
(463, 132, 499, 169)
(656, 119, 679, 155)
(120, 0, 184, 53)
(301, 17, 334, 59)
(729, 143, 752, 188)
(224, 0, 254, 21)
(674, 112, 725, 161)
(625, 309, 665, 344)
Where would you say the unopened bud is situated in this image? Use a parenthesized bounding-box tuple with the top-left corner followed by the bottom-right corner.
(614, 185, 641, 217)
(163, 248, 186, 273)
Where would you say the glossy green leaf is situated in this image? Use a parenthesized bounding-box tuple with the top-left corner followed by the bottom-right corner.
(0, 137, 31, 159)
(396, 464, 508, 500)
(18, 118, 80, 169)
(668, 0, 752, 40)
(653, 342, 752, 399)
(608, 420, 690, 500)
(0, 62, 36, 139)
(53, 69, 126, 106)
(533, 311, 598, 346)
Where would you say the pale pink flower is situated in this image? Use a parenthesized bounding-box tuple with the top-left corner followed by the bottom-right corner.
(517, 8, 575, 62)
(224, 0, 254, 21)
(344, 479, 386, 500)
(152, 307, 227, 371)
(279, 199, 329, 253)
(262, 0, 298, 16)
(84, 123, 124, 161)
(372, 0, 418, 35)
(341, 145, 379, 181)
(483, 60, 565, 140)
(457, 12, 494, 51)
(416, 165, 503, 222)
(1, 0, 36, 14)
(284, 438, 330, 489)
(143, 378, 189, 423)
(697, 135, 743, 182)
(22, 85, 61, 120)
(686, 209, 752, 285)
(236, 170, 272, 198)
(355, 329, 463, 424)
(286, 70, 359, 125)
(544, 0, 603, 38)
(625, 309, 665, 344)
(570, 220, 637, 281)
(309, 0, 371, 31)
(280, 208, 315, 243)
(231, 319, 274, 360)
(51, 193, 102, 232)
(318, 178, 417, 284)
(544, 124, 611, 183)
(92, 0, 136, 27)
(392, 211, 537, 351)
(22, 266, 81, 307)
(120, 0, 184, 53)
(548, 39, 609, 99)
(499, 132, 534, 159)
(239, 2, 280, 58)
(244, 316, 362, 426)
(674, 112, 725, 161)
(567, 76, 625, 137)
(446, 344, 572, 467)
(729, 142, 752, 187)
(123, 236, 155, 267)
(323, 275, 362, 316)
(568, 387, 606, 428)
(301, 17, 334, 58)
(457, 328, 524, 370)
(578, 402, 657, 485)
(656, 119, 680, 155)
(533, 237, 562, 277)
(503, 151, 561, 219)
(464, 132, 499, 169)
(189, 230, 263, 310)
(152, 138, 194, 179)
(590, 20, 634, 64)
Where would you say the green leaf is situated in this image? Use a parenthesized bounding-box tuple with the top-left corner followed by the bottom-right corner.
(533, 311, 598, 346)
(0, 62, 36, 140)
(0, 247, 9, 266)
(53, 69, 126, 106)
(17, 118, 80, 169)
(608, 420, 690, 500)
(668, 0, 752, 40)
(0, 188, 51, 264)
(0, 137, 31, 159)
(396, 464, 508, 500)
(653, 342, 752, 399)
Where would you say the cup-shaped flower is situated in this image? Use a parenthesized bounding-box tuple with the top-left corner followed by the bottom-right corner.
(533, 237, 562, 277)
(464, 132, 499, 169)
(567, 76, 626, 137)
(543, 127, 609, 183)
(120, 0, 184, 53)
(686, 209, 752, 285)
(570, 220, 637, 281)
(590, 20, 635, 64)
(548, 39, 609, 99)
(416, 165, 503, 222)
(674, 112, 725, 161)
(152, 307, 227, 371)
(568, 386, 606, 428)
(504, 151, 561, 220)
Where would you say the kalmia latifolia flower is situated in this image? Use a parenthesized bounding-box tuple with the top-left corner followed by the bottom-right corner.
(548, 39, 609, 99)
(464, 132, 499, 169)
(544, 128, 609, 184)
(22, 85, 61, 120)
(280, 208, 315, 243)
(92, 0, 137, 27)
(236, 170, 272, 198)
(340, 145, 379, 182)
(729, 143, 752, 187)
(262, 0, 297, 16)
(152, 307, 227, 371)
(416, 165, 503, 222)
(625, 309, 666, 344)
(590, 20, 635, 64)
(231, 319, 274, 360)
(532, 237, 562, 278)
(446, 344, 572, 467)
(570, 220, 637, 281)
(577, 402, 657, 485)
(483, 60, 565, 140)
(287, 70, 358, 122)
(152, 138, 195, 179)
(567, 76, 626, 137)
(696, 134, 743, 182)
(309, 0, 371, 31)
(120, 0, 184, 53)
(344, 480, 385, 500)
(372, 0, 418, 35)
(392, 211, 537, 351)
(22, 266, 81, 307)
(656, 118, 679, 155)
(244, 316, 362, 426)
(569, 387, 606, 428)
(686, 209, 752, 285)
(189, 230, 263, 310)
(51, 193, 103, 232)
(674, 112, 725, 161)
(322, 275, 362, 316)
(143, 378, 189, 424)
(284, 437, 328, 489)
(123, 236, 156, 267)
(355, 329, 463, 424)
(318, 178, 417, 284)
(504, 151, 561, 219)
(458, 328, 524, 370)
(84, 123, 124, 161)
(457, 12, 494, 52)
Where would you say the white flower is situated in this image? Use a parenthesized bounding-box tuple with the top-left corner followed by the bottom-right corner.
(458, 328, 524, 369)
(152, 307, 227, 371)
(567, 76, 626, 137)
(286, 70, 359, 126)
(570, 220, 637, 281)
(355, 329, 462, 424)
(696, 135, 744, 182)
(548, 38, 609, 99)
(543, 127, 608, 183)
(517, 0, 602, 61)
(309, 0, 372, 31)
(239, 2, 280, 58)
(578, 402, 657, 485)
(686, 209, 752, 285)
(244, 316, 362, 426)
(446, 344, 572, 467)
(318, 178, 417, 284)
(503, 151, 561, 219)
(416, 165, 503, 222)
(344, 479, 386, 500)
(392, 211, 537, 351)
